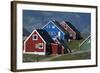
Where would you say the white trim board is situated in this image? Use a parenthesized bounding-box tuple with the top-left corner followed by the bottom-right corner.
(23, 52, 45, 55)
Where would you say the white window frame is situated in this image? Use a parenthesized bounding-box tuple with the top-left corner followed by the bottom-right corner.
(58, 32, 61, 37)
(65, 25, 68, 29)
(32, 34, 38, 40)
(70, 34, 73, 37)
(52, 25, 55, 28)
(36, 43, 43, 49)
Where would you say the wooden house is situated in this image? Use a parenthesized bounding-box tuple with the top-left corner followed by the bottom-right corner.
(60, 21, 81, 40)
(42, 20, 69, 41)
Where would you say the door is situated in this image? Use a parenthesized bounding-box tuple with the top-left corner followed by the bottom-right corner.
(57, 45, 62, 54)
(58, 32, 61, 39)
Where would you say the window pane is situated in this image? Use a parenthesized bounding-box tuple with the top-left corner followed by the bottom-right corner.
(36, 43, 43, 49)
(32, 34, 38, 40)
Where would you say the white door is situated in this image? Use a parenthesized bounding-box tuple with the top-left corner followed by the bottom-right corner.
(58, 32, 61, 39)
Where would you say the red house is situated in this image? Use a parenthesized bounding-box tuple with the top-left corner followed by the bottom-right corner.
(60, 21, 81, 40)
(23, 29, 64, 55)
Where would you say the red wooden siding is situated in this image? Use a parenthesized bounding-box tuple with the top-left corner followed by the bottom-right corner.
(60, 21, 76, 39)
(61, 46, 64, 54)
(25, 31, 45, 52)
(51, 43, 64, 55)
(51, 44, 58, 54)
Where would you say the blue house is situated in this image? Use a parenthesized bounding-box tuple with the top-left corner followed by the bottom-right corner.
(42, 20, 69, 41)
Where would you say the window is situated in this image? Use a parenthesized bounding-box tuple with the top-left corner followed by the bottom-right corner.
(32, 34, 38, 40)
(53, 32, 56, 35)
(48, 25, 51, 28)
(65, 26, 68, 29)
(51, 32, 53, 35)
(58, 32, 61, 37)
(58, 32, 61, 39)
(36, 43, 43, 49)
(52, 26, 55, 28)
(70, 34, 73, 37)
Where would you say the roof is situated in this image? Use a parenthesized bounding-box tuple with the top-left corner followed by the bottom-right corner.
(51, 20, 69, 34)
(62, 21, 80, 34)
(36, 29, 54, 43)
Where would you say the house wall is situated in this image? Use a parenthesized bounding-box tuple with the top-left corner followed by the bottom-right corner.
(43, 21, 65, 40)
(51, 43, 64, 55)
(61, 46, 64, 54)
(51, 44, 58, 55)
(60, 22, 76, 39)
(24, 31, 46, 54)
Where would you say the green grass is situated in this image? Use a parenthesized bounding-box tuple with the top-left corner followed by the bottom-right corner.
(67, 39, 84, 51)
(23, 54, 52, 62)
(50, 52, 91, 61)
(23, 51, 91, 62)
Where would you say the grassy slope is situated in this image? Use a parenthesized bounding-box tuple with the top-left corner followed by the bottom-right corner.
(23, 51, 90, 62)
(50, 52, 91, 61)
(23, 54, 52, 62)
(67, 39, 84, 51)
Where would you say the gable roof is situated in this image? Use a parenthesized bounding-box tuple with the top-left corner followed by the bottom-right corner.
(36, 29, 54, 43)
(61, 21, 80, 34)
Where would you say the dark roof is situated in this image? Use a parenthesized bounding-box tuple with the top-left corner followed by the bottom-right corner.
(64, 21, 80, 34)
(52, 20, 69, 34)
(36, 29, 54, 43)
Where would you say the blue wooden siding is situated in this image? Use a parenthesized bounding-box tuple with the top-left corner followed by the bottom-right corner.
(43, 21, 68, 40)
